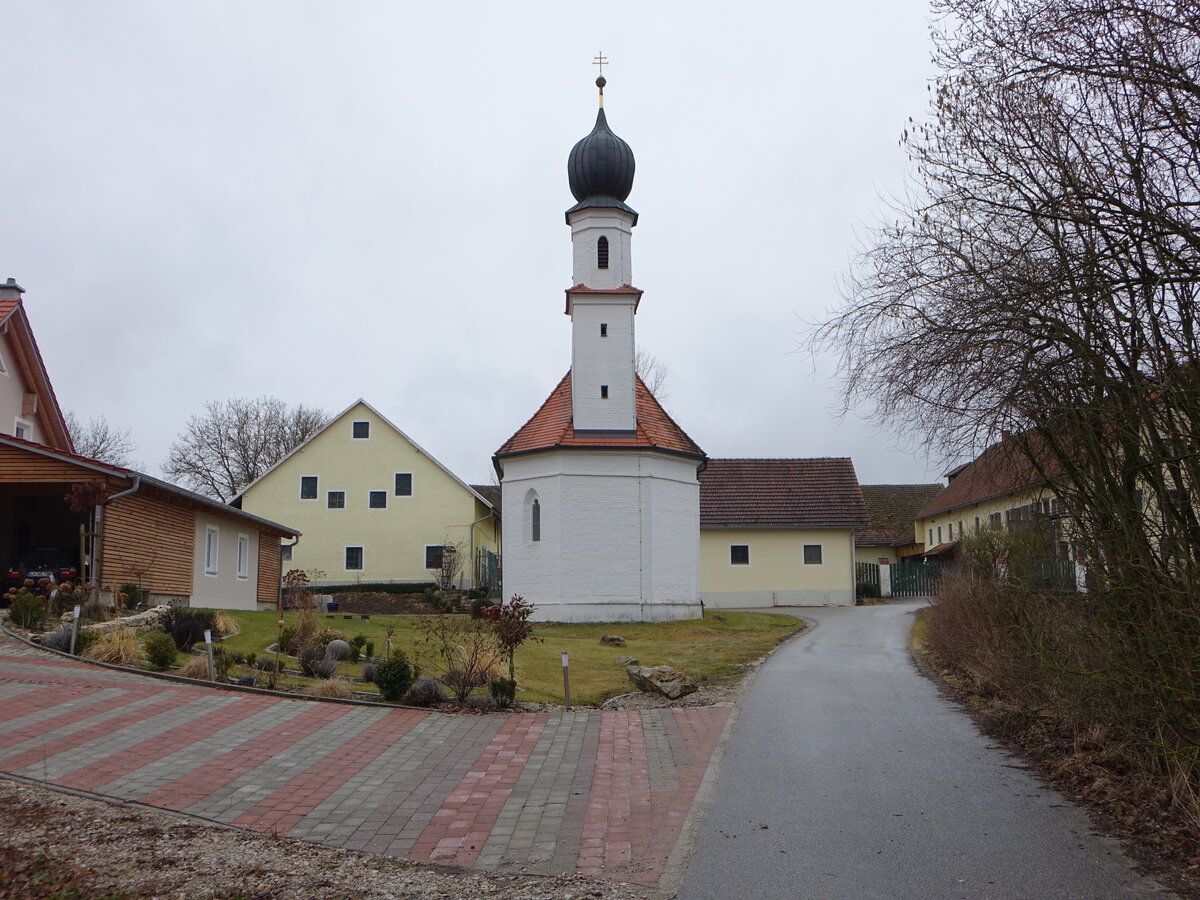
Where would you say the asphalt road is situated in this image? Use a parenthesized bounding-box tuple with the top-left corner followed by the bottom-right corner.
(677, 602, 1166, 900)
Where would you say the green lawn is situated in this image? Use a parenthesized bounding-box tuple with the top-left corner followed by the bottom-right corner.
(215, 609, 803, 706)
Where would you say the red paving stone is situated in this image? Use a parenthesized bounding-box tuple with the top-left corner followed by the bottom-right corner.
(409, 714, 548, 867)
(232, 708, 425, 834)
(0, 692, 187, 774)
(140, 702, 352, 809)
(0, 634, 733, 886)
(56, 696, 276, 791)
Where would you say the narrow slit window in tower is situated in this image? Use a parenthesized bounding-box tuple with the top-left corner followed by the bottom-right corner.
(531, 499, 541, 542)
(597, 235, 609, 269)
(600, 323, 607, 337)
(600, 385, 608, 399)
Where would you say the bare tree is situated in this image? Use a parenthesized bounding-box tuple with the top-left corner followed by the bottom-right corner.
(813, 0, 1200, 811)
(635, 348, 670, 402)
(65, 411, 136, 467)
(163, 397, 330, 501)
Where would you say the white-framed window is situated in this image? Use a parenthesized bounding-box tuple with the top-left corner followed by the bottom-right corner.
(730, 544, 750, 565)
(352, 420, 370, 439)
(13, 417, 32, 441)
(327, 490, 345, 509)
(0, 348, 8, 375)
(425, 545, 445, 570)
(395, 473, 413, 496)
(345, 546, 363, 570)
(369, 490, 387, 509)
(937, 526, 943, 544)
(205, 526, 219, 575)
(803, 544, 823, 565)
(236, 534, 250, 580)
(299, 475, 318, 500)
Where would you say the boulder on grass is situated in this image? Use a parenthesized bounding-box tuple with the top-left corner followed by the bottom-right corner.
(614, 656, 640, 665)
(626, 665, 697, 700)
(600, 634, 626, 646)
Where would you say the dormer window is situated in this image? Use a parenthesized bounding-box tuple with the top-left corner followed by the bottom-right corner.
(597, 235, 609, 269)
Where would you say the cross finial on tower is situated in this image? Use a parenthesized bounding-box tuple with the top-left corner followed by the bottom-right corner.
(593, 52, 608, 106)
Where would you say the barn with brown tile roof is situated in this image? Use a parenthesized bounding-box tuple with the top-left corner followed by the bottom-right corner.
(856, 483, 944, 564)
(697, 458, 869, 609)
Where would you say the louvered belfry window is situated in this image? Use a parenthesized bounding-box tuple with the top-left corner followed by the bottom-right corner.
(597, 235, 609, 269)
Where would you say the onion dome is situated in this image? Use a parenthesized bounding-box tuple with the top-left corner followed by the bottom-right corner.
(565, 76, 638, 224)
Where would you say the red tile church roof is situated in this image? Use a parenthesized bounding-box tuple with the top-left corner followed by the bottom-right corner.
(494, 371, 705, 460)
(699, 458, 869, 529)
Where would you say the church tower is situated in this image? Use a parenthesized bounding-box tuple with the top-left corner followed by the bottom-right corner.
(494, 71, 706, 623)
(565, 75, 639, 433)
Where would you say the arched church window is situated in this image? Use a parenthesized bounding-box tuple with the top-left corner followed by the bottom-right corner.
(532, 499, 541, 542)
(597, 236, 609, 269)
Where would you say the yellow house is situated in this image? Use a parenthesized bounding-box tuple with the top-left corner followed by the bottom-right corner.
(913, 439, 1064, 560)
(234, 400, 498, 588)
(698, 458, 868, 608)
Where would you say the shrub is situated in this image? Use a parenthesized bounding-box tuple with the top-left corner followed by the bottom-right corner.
(80, 598, 109, 624)
(364, 640, 375, 660)
(244, 651, 257, 668)
(277, 626, 296, 655)
(349, 634, 367, 662)
(490, 676, 516, 708)
(423, 586, 454, 613)
(373, 654, 415, 703)
(405, 676, 447, 706)
(466, 585, 489, 601)
(857, 581, 881, 599)
(176, 654, 211, 679)
(143, 630, 178, 671)
(292, 605, 320, 651)
(414, 613, 502, 702)
(469, 597, 494, 619)
(82, 628, 140, 666)
(9, 592, 47, 629)
(308, 677, 353, 699)
(161, 607, 216, 651)
(485, 595, 541, 681)
(37, 625, 74, 652)
(360, 661, 377, 684)
(117, 583, 142, 612)
(323, 582, 435, 595)
(254, 657, 280, 673)
(74, 629, 100, 656)
(213, 611, 238, 638)
(298, 644, 336, 678)
(309, 627, 348, 649)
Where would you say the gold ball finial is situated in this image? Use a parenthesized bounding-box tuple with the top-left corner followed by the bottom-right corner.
(596, 75, 607, 89)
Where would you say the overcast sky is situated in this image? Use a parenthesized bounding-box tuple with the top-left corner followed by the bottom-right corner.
(5, 1, 951, 489)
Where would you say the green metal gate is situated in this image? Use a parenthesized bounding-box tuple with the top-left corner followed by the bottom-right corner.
(890, 560, 941, 597)
(475, 548, 500, 596)
(856, 561, 880, 598)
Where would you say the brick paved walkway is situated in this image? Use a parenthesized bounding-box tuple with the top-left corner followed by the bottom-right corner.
(0, 635, 728, 886)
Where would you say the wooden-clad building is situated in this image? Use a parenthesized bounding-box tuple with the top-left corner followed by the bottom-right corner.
(1, 435, 297, 610)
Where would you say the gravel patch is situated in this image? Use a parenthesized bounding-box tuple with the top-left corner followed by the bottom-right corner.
(0, 776, 657, 900)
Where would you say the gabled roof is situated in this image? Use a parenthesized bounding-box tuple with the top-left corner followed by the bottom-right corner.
(233, 398, 494, 509)
(857, 483, 945, 546)
(0, 296, 73, 452)
(917, 434, 1061, 519)
(0, 434, 298, 538)
(494, 371, 705, 461)
(699, 458, 869, 529)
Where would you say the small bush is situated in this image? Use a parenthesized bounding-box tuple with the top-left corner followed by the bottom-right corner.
(361, 661, 377, 684)
(10, 592, 47, 629)
(857, 581, 881, 599)
(277, 626, 296, 655)
(117, 583, 142, 612)
(469, 598, 495, 619)
(490, 676, 516, 708)
(298, 644, 336, 678)
(349, 634, 367, 662)
(82, 628, 140, 666)
(245, 651, 257, 667)
(176, 655, 211, 680)
(374, 654, 415, 702)
(308, 677, 353, 699)
(423, 586, 454, 613)
(143, 630, 178, 671)
(364, 640, 375, 660)
(74, 629, 101, 656)
(254, 657, 280, 673)
(37, 625, 74, 652)
(405, 676, 447, 706)
(466, 585, 489, 601)
(309, 627, 348, 649)
(161, 608, 216, 651)
(212, 611, 238, 638)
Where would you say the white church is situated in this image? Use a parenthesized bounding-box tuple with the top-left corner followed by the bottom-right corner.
(493, 75, 707, 623)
